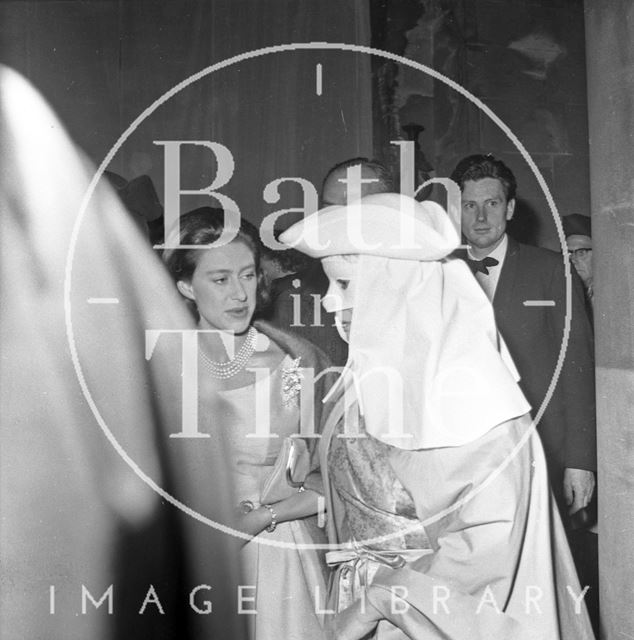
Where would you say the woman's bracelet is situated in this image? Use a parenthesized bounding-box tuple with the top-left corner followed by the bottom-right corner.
(262, 503, 277, 533)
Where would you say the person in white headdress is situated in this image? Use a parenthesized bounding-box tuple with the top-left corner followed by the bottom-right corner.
(280, 193, 595, 640)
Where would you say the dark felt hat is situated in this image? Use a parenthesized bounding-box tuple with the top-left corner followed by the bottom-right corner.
(104, 171, 163, 222)
(562, 213, 591, 238)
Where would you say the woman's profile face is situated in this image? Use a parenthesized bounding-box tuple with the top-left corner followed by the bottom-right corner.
(322, 256, 357, 342)
(178, 239, 257, 333)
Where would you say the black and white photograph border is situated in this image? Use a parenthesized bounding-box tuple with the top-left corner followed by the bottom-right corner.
(1, 2, 632, 640)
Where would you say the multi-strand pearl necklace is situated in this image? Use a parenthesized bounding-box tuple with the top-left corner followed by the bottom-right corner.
(199, 326, 257, 379)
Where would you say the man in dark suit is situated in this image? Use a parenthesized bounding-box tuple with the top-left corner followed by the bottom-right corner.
(450, 154, 596, 517)
(563, 213, 594, 314)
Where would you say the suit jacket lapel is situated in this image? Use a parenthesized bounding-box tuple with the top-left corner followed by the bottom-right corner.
(493, 235, 520, 308)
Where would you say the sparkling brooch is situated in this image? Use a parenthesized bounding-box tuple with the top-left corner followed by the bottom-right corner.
(281, 357, 303, 407)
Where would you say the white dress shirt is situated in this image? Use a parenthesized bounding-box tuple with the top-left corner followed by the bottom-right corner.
(467, 234, 508, 301)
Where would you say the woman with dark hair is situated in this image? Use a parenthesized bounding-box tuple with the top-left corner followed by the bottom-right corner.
(163, 207, 332, 640)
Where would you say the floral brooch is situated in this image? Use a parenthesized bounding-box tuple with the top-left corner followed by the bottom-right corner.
(281, 357, 303, 407)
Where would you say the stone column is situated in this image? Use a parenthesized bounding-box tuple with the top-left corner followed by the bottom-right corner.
(584, 2, 634, 637)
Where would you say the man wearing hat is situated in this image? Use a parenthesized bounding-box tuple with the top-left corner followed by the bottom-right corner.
(104, 170, 165, 244)
(563, 213, 593, 307)
(561, 212, 597, 630)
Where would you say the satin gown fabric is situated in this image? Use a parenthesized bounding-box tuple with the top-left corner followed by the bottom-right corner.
(320, 384, 595, 640)
(204, 348, 328, 640)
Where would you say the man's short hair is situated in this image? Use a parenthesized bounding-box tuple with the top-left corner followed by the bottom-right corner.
(450, 154, 517, 201)
(322, 157, 394, 193)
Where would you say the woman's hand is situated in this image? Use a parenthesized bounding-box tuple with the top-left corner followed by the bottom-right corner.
(232, 488, 324, 541)
(264, 488, 323, 525)
(232, 504, 272, 538)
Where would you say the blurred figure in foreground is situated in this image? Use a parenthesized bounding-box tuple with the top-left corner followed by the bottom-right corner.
(0, 66, 244, 639)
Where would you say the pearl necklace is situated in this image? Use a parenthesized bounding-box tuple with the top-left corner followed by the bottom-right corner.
(199, 326, 257, 379)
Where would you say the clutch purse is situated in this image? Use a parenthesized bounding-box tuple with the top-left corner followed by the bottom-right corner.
(260, 437, 311, 505)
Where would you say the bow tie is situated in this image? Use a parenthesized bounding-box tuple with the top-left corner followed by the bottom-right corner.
(467, 256, 499, 275)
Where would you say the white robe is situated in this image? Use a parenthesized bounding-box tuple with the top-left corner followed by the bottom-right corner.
(320, 391, 595, 640)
